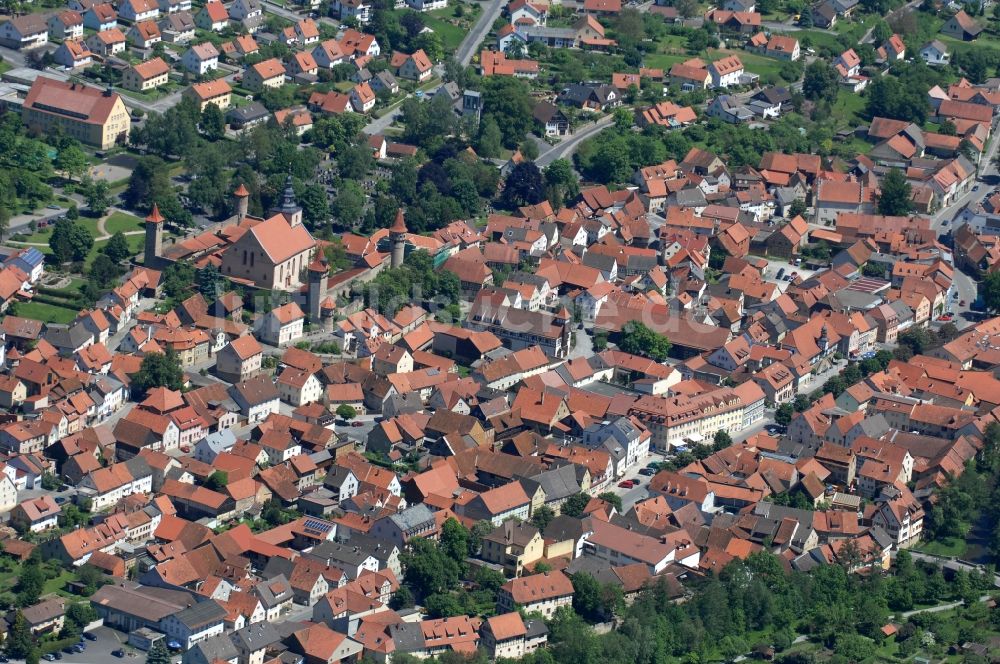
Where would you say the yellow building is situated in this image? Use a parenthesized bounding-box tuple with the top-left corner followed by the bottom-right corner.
(244, 57, 285, 91)
(184, 78, 232, 111)
(122, 57, 170, 92)
(481, 521, 544, 577)
(22, 77, 130, 149)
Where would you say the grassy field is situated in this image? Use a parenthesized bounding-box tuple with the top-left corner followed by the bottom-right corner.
(87, 233, 144, 270)
(644, 48, 792, 82)
(103, 211, 144, 235)
(913, 536, 968, 557)
(421, 15, 467, 51)
(15, 301, 79, 325)
(15, 217, 100, 245)
(832, 88, 868, 127)
(795, 29, 848, 52)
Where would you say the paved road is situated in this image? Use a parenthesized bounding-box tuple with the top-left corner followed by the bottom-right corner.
(455, 0, 505, 67)
(363, 0, 503, 136)
(536, 115, 615, 167)
(261, 0, 340, 28)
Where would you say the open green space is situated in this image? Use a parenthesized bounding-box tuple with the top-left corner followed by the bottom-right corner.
(421, 15, 467, 51)
(14, 301, 79, 325)
(86, 233, 145, 270)
(103, 211, 145, 235)
(913, 536, 968, 558)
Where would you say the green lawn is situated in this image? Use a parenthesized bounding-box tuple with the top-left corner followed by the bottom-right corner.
(913, 537, 968, 558)
(644, 49, 791, 81)
(421, 14, 466, 51)
(103, 211, 144, 235)
(86, 233, 144, 270)
(643, 53, 689, 70)
(15, 217, 100, 245)
(795, 29, 849, 52)
(832, 88, 868, 128)
(43, 570, 76, 596)
(15, 301, 79, 325)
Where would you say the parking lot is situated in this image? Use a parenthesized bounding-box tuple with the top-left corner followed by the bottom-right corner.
(10, 627, 180, 664)
(761, 258, 816, 289)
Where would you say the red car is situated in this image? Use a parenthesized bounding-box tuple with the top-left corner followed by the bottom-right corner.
(618, 480, 634, 489)
(180, 445, 191, 453)
(351, 421, 364, 427)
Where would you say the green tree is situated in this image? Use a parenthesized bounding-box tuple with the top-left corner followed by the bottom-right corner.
(401, 538, 461, 598)
(530, 505, 555, 531)
(335, 404, 357, 420)
(298, 183, 330, 228)
(561, 492, 591, 518)
(713, 430, 733, 451)
(332, 180, 366, 228)
(789, 199, 808, 218)
(196, 264, 225, 300)
(440, 518, 469, 563)
(103, 231, 132, 263)
(475, 117, 503, 159)
(775, 403, 794, 425)
(876, 168, 913, 216)
(6, 610, 34, 659)
(0, 205, 9, 242)
(802, 61, 839, 101)
(132, 350, 184, 394)
(618, 321, 671, 361)
(613, 106, 633, 133)
(15, 558, 43, 607)
(89, 254, 122, 289)
(50, 218, 94, 263)
(982, 271, 1000, 314)
(200, 103, 226, 141)
(481, 76, 535, 147)
(519, 137, 540, 161)
(502, 161, 546, 208)
(597, 492, 623, 512)
(262, 498, 285, 526)
(204, 471, 228, 491)
(54, 143, 89, 181)
(544, 158, 579, 208)
(146, 639, 171, 664)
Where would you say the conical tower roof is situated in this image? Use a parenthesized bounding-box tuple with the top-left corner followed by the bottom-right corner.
(389, 209, 408, 234)
(145, 204, 164, 224)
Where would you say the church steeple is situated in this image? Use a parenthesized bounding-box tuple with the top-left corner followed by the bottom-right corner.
(271, 174, 303, 227)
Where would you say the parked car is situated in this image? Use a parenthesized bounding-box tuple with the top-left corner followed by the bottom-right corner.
(776, 267, 785, 280)
(180, 445, 191, 453)
(82, 633, 98, 641)
(351, 421, 363, 427)
(617, 480, 634, 488)
(112, 650, 125, 658)
(961, 300, 967, 306)
(639, 468, 656, 476)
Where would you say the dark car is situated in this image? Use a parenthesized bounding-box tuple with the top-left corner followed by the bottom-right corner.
(638, 468, 656, 476)
(351, 421, 363, 427)
(776, 267, 785, 280)
(82, 632, 98, 641)
(55, 496, 66, 504)
(53, 653, 62, 660)
(112, 650, 125, 658)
